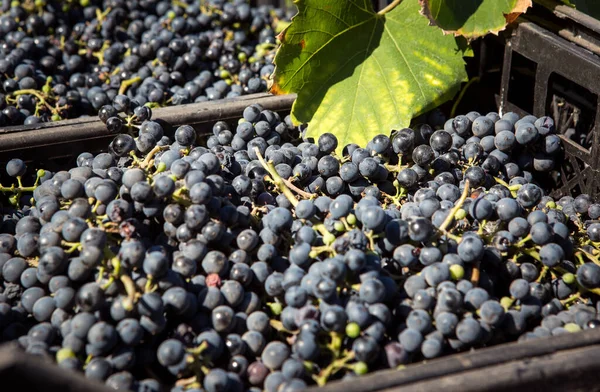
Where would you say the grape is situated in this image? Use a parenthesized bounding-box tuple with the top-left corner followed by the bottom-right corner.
(539, 243, 564, 267)
(408, 217, 434, 242)
(457, 235, 484, 263)
(530, 222, 553, 245)
(406, 309, 432, 333)
(398, 328, 423, 353)
(516, 184, 542, 208)
(515, 122, 538, 145)
(435, 312, 459, 336)
(496, 198, 521, 221)
(295, 200, 316, 220)
(510, 279, 530, 299)
(412, 145, 435, 166)
(456, 318, 481, 344)
(421, 338, 443, 359)
(359, 279, 386, 304)
(6, 159, 27, 177)
(472, 116, 494, 137)
(577, 263, 600, 289)
(204, 369, 230, 392)
(157, 339, 186, 367)
(87, 322, 117, 356)
(116, 318, 143, 346)
(32, 296, 56, 322)
(3, 95, 600, 390)
(464, 288, 489, 310)
(261, 341, 290, 370)
(423, 262, 449, 286)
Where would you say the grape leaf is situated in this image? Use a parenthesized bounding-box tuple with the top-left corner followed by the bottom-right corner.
(271, 0, 467, 152)
(420, 0, 532, 39)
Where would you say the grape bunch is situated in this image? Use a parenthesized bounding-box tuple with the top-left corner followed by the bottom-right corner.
(0, 0, 290, 126)
(0, 103, 600, 392)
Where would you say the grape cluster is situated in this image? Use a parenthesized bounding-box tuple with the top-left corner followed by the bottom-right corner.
(0, 0, 289, 126)
(0, 104, 600, 392)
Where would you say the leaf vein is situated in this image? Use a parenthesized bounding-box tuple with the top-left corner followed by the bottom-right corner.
(309, 5, 350, 27)
(370, 53, 401, 124)
(286, 29, 335, 37)
(279, 17, 374, 90)
(347, 18, 380, 140)
(383, 21, 427, 103)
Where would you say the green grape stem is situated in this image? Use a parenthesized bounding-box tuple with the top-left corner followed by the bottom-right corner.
(522, 248, 541, 261)
(120, 274, 138, 311)
(438, 179, 471, 234)
(517, 234, 532, 247)
(561, 292, 581, 307)
(536, 266, 549, 283)
(578, 248, 600, 267)
(313, 351, 356, 386)
(7, 89, 56, 113)
(140, 145, 169, 169)
(254, 147, 299, 207)
(119, 76, 142, 95)
(378, 0, 403, 15)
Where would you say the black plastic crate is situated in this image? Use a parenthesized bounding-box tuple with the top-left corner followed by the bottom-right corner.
(0, 343, 112, 392)
(307, 327, 600, 392)
(2, 3, 600, 392)
(3, 327, 600, 392)
(0, 93, 295, 163)
(498, 2, 600, 199)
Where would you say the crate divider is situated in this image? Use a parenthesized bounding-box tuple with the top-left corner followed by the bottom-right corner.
(0, 93, 296, 162)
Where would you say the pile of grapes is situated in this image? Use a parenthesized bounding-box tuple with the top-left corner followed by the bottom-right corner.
(1, 102, 600, 392)
(0, 0, 289, 126)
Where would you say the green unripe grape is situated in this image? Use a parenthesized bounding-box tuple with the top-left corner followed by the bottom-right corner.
(34, 0, 46, 7)
(268, 302, 282, 316)
(11, 0, 19, 7)
(323, 232, 336, 245)
(42, 85, 51, 93)
(500, 297, 513, 309)
(449, 264, 465, 281)
(454, 208, 467, 220)
(8, 194, 18, 206)
(546, 201, 557, 209)
(354, 361, 368, 375)
(334, 221, 345, 232)
(56, 348, 76, 363)
(156, 162, 167, 173)
(345, 322, 360, 338)
(564, 323, 581, 333)
(220, 70, 230, 79)
(238, 52, 247, 62)
(562, 273, 575, 285)
(79, 0, 90, 6)
(167, 10, 176, 20)
(51, 113, 61, 121)
(347, 214, 357, 226)
(36, 169, 45, 178)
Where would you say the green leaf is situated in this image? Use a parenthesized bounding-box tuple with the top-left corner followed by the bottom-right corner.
(271, 0, 467, 152)
(420, 0, 532, 38)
